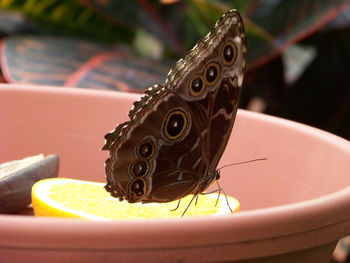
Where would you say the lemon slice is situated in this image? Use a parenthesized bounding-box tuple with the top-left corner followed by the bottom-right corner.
(32, 178, 240, 219)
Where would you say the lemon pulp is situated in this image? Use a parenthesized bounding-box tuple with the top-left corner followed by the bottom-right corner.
(32, 178, 240, 219)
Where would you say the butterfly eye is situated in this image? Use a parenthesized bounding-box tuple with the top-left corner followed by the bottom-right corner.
(189, 75, 205, 96)
(204, 62, 220, 85)
(163, 110, 188, 140)
(131, 159, 149, 177)
(137, 141, 154, 158)
(221, 41, 237, 66)
(129, 179, 146, 198)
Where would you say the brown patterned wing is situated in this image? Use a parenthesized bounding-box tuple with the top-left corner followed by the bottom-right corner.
(104, 86, 208, 203)
(103, 9, 246, 203)
(165, 9, 246, 173)
(185, 77, 243, 174)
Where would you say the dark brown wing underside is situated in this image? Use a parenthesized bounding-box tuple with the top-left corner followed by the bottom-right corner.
(186, 77, 241, 171)
(103, 9, 246, 203)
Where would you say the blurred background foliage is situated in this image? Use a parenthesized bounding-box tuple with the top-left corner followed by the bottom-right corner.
(1, 0, 350, 141)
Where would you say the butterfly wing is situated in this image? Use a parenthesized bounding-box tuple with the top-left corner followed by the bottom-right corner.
(103, 9, 246, 203)
(104, 85, 207, 202)
(165, 9, 246, 180)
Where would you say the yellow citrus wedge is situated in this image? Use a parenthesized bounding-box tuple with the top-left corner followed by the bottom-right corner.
(32, 178, 240, 219)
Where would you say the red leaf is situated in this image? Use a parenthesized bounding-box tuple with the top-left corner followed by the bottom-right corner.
(65, 51, 169, 92)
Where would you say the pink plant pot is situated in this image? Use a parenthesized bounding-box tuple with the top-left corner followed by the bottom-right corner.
(1, 84, 350, 263)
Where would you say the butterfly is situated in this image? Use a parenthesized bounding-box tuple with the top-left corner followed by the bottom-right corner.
(102, 9, 246, 211)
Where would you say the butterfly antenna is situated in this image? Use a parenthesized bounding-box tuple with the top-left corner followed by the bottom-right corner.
(217, 158, 267, 172)
(213, 158, 267, 213)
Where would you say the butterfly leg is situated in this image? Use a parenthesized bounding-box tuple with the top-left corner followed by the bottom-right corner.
(170, 199, 181, 212)
(215, 188, 222, 207)
(194, 195, 199, 206)
(216, 181, 233, 213)
(200, 188, 221, 207)
(181, 194, 198, 217)
(200, 181, 233, 213)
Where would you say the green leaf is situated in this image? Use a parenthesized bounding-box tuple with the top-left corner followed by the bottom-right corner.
(76, 0, 184, 54)
(0, 0, 134, 43)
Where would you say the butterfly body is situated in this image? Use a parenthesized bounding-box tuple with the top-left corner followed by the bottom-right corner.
(103, 9, 246, 204)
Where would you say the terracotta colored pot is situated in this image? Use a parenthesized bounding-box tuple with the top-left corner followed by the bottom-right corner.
(1, 84, 350, 263)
